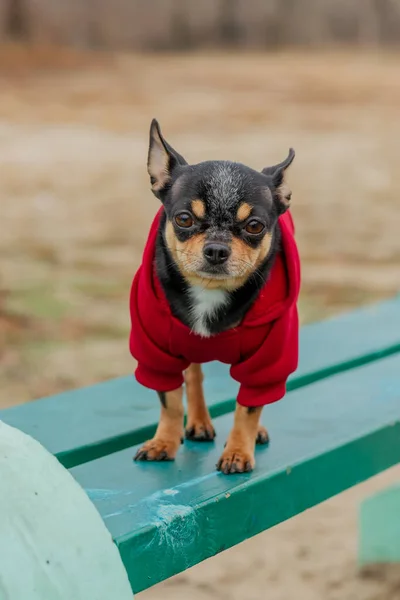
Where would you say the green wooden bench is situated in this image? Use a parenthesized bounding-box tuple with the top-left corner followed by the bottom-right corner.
(1, 297, 400, 593)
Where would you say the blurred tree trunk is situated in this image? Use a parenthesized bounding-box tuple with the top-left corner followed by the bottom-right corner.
(1, 0, 29, 39)
(0, 1, 8, 38)
(1, 0, 400, 49)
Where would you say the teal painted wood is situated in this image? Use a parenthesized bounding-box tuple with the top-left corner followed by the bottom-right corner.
(71, 354, 400, 593)
(1, 297, 400, 468)
(359, 484, 400, 565)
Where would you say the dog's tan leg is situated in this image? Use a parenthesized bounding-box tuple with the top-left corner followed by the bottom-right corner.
(217, 405, 264, 474)
(185, 364, 215, 441)
(134, 387, 184, 461)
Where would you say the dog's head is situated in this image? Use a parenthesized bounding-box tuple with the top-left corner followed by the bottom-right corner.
(148, 119, 295, 290)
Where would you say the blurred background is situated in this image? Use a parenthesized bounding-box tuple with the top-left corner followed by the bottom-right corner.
(0, 0, 399, 598)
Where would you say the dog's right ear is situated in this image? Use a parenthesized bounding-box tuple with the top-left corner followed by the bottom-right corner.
(147, 119, 187, 198)
(262, 148, 295, 215)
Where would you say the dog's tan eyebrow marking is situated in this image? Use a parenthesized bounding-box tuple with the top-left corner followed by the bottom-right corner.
(236, 202, 252, 222)
(191, 199, 206, 219)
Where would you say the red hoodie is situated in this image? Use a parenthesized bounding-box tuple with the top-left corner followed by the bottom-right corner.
(129, 209, 300, 407)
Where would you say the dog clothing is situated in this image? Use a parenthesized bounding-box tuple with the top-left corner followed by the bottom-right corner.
(129, 209, 300, 407)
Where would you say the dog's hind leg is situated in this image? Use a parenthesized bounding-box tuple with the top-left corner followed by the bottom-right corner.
(134, 387, 184, 461)
(184, 364, 216, 441)
(256, 424, 269, 445)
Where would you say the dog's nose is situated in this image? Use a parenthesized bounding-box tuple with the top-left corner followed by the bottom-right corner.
(203, 243, 231, 265)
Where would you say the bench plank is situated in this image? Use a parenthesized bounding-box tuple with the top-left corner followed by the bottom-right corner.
(1, 297, 400, 468)
(71, 353, 400, 592)
(359, 484, 400, 566)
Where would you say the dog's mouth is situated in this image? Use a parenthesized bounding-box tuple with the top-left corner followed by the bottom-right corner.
(196, 270, 230, 280)
(197, 262, 231, 279)
(180, 255, 258, 290)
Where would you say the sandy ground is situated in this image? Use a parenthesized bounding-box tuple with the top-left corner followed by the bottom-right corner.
(0, 45, 399, 598)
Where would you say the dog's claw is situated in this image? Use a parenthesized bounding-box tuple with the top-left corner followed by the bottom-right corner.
(133, 438, 179, 462)
(223, 462, 231, 475)
(216, 448, 255, 474)
(185, 422, 216, 442)
(134, 449, 148, 461)
(256, 426, 270, 445)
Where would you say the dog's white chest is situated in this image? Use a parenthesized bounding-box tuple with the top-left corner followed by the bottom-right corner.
(188, 286, 228, 337)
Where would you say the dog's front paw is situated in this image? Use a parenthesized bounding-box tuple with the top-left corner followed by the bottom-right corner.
(216, 446, 255, 474)
(185, 418, 216, 442)
(134, 437, 180, 462)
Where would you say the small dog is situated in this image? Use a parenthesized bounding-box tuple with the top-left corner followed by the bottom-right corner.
(130, 120, 300, 474)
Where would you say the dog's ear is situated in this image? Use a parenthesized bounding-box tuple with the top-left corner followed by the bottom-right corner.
(147, 119, 187, 198)
(262, 148, 295, 214)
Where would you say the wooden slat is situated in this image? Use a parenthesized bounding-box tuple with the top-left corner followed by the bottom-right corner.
(71, 354, 400, 593)
(359, 484, 400, 566)
(1, 297, 400, 467)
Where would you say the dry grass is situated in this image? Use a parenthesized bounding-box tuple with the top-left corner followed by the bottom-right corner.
(0, 45, 399, 405)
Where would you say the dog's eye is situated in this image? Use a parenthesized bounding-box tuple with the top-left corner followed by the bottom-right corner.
(245, 220, 265, 235)
(175, 212, 194, 228)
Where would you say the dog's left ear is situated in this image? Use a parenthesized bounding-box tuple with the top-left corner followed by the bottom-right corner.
(262, 148, 295, 214)
(147, 119, 187, 198)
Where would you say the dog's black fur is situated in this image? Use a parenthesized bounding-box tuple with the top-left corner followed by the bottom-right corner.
(148, 119, 294, 337)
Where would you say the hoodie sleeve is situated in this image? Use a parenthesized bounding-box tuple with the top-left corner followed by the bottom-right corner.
(230, 304, 299, 407)
(129, 269, 189, 392)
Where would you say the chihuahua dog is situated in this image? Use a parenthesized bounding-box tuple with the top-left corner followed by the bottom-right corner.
(130, 120, 300, 474)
